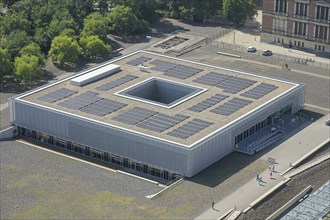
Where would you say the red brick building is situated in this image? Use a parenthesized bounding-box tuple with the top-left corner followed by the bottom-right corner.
(261, 0, 330, 53)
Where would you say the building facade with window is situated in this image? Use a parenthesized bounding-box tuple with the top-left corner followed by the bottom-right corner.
(262, 0, 330, 53)
(9, 51, 305, 180)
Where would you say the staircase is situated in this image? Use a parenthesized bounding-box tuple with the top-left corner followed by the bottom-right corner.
(235, 130, 284, 155)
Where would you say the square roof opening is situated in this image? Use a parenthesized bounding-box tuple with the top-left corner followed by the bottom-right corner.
(116, 78, 206, 108)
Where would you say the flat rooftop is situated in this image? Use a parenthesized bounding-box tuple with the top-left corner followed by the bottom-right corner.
(20, 51, 298, 147)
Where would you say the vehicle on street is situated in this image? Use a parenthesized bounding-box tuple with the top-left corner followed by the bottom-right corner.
(262, 50, 273, 56)
(247, 46, 257, 52)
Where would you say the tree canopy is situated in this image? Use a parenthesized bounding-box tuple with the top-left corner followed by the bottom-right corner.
(0, 0, 257, 82)
(79, 35, 112, 58)
(48, 35, 81, 66)
(0, 48, 14, 80)
(14, 54, 43, 82)
(19, 43, 44, 65)
(0, 30, 31, 59)
(108, 0, 160, 22)
(222, 0, 257, 25)
(81, 12, 108, 41)
(108, 5, 148, 36)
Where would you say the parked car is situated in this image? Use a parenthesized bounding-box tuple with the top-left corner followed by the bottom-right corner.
(247, 46, 257, 52)
(262, 50, 273, 56)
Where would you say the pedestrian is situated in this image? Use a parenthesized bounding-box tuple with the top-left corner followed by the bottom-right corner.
(257, 173, 259, 181)
(285, 63, 288, 69)
(212, 201, 214, 210)
(268, 164, 272, 171)
(270, 171, 272, 179)
(272, 164, 275, 172)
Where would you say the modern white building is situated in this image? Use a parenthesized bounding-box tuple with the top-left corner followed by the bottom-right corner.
(9, 51, 305, 180)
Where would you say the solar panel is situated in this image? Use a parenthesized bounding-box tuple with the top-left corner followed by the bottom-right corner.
(112, 107, 158, 125)
(188, 94, 229, 112)
(240, 83, 278, 99)
(167, 118, 213, 139)
(96, 74, 137, 91)
(80, 99, 126, 116)
(216, 77, 257, 94)
(210, 97, 252, 116)
(150, 59, 178, 72)
(38, 88, 77, 103)
(193, 72, 232, 86)
(58, 91, 102, 110)
(137, 113, 189, 132)
(164, 65, 203, 79)
(127, 56, 152, 66)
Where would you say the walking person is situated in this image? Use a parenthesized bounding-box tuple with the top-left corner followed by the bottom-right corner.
(270, 171, 272, 179)
(212, 201, 214, 210)
(257, 173, 259, 181)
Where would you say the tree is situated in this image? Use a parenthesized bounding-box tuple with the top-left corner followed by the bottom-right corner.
(222, 0, 257, 25)
(60, 28, 78, 39)
(33, 27, 52, 52)
(108, 0, 160, 22)
(14, 54, 43, 82)
(81, 12, 108, 41)
(0, 30, 31, 59)
(49, 35, 81, 66)
(164, 0, 221, 21)
(0, 48, 14, 80)
(79, 35, 111, 58)
(1, 12, 32, 36)
(108, 5, 148, 36)
(19, 43, 44, 65)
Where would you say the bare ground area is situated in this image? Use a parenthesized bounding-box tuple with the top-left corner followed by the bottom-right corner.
(1, 139, 268, 219)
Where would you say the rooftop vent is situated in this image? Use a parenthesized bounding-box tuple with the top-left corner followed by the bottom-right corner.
(70, 64, 121, 86)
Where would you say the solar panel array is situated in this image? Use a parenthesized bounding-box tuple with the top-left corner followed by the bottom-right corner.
(38, 88, 77, 103)
(188, 94, 229, 112)
(211, 97, 252, 116)
(240, 83, 278, 99)
(164, 65, 203, 79)
(167, 118, 213, 139)
(80, 99, 126, 116)
(193, 72, 232, 86)
(112, 107, 158, 125)
(150, 59, 178, 72)
(58, 91, 102, 110)
(216, 77, 257, 94)
(96, 75, 137, 91)
(127, 56, 152, 66)
(137, 113, 189, 132)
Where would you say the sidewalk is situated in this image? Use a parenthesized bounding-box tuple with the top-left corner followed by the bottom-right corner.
(195, 114, 330, 220)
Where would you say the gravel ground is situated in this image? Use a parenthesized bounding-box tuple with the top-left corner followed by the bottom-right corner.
(237, 144, 330, 220)
(0, 107, 10, 130)
(0, 140, 163, 219)
(0, 139, 268, 219)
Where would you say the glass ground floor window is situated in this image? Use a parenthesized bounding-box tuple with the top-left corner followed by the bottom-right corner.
(17, 126, 178, 181)
(234, 103, 293, 145)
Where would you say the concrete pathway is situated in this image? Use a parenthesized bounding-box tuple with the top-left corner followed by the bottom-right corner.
(195, 114, 330, 220)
